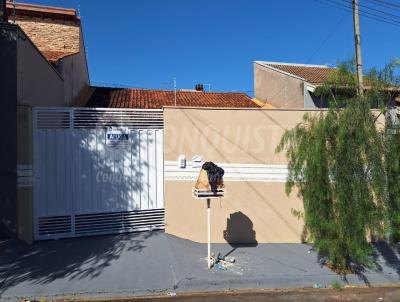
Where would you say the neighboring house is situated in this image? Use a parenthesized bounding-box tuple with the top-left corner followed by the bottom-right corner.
(0, 1, 89, 237)
(254, 61, 335, 108)
(4, 1, 90, 106)
(86, 87, 259, 108)
(254, 61, 400, 110)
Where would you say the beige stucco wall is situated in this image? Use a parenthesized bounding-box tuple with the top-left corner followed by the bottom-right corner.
(165, 181, 303, 244)
(16, 26, 90, 107)
(62, 29, 90, 106)
(16, 106, 33, 244)
(254, 63, 305, 108)
(17, 31, 65, 106)
(164, 107, 385, 244)
(163, 107, 319, 243)
(164, 107, 313, 165)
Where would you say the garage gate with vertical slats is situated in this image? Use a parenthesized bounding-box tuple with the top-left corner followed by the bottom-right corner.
(33, 108, 164, 240)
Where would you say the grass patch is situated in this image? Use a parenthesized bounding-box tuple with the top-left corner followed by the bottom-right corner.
(331, 280, 343, 292)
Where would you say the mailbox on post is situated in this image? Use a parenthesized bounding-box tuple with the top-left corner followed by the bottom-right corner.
(193, 162, 225, 269)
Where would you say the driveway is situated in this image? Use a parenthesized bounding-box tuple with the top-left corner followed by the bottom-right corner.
(0, 231, 399, 300)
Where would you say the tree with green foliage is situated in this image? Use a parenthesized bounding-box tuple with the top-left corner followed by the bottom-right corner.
(275, 59, 400, 272)
(386, 125, 400, 243)
(370, 60, 400, 243)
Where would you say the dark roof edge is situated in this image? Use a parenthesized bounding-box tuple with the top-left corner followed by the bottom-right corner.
(6, 2, 79, 22)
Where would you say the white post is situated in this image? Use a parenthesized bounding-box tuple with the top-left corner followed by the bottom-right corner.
(207, 198, 211, 269)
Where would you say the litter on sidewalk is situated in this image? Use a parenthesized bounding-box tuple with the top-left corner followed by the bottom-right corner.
(207, 252, 236, 270)
(313, 283, 325, 289)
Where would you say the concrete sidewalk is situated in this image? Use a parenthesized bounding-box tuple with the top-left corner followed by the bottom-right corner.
(0, 231, 399, 300)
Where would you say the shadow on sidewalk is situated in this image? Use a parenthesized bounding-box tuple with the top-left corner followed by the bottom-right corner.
(373, 241, 400, 278)
(0, 231, 160, 295)
(223, 211, 258, 257)
(321, 241, 400, 286)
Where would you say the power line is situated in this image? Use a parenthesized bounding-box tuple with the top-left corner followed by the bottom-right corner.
(260, 7, 345, 103)
(367, 0, 400, 10)
(336, 0, 400, 21)
(306, 13, 346, 63)
(365, 0, 400, 12)
(316, 0, 398, 24)
(315, 0, 400, 27)
(326, 0, 400, 24)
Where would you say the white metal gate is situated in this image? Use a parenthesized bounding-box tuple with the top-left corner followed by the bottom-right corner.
(33, 108, 164, 240)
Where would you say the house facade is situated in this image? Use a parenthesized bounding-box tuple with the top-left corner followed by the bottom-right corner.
(5, 2, 372, 245)
(254, 61, 335, 108)
(1, 2, 260, 242)
(0, 2, 89, 238)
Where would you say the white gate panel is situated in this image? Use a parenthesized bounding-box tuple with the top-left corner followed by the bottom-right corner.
(33, 108, 164, 240)
(139, 130, 149, 210)
(156, 130, 164, 210)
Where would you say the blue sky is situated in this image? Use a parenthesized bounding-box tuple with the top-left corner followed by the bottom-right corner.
(26, 0, 399, 94)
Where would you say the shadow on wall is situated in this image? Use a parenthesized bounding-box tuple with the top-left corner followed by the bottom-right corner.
(223, 211, 258, 246)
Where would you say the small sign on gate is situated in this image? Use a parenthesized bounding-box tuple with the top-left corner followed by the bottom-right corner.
(106, 127, 130, 147)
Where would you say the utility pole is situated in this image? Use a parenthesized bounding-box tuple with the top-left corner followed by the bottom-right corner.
(353, 0, 364, 97)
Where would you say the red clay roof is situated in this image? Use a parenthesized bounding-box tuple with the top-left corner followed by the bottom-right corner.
(257, 62, 335, 85)
(6, 2, 81, 65)
(41, 50, 78, 62)
(86, 87, 259, 109)
(6, 2, 79, 21)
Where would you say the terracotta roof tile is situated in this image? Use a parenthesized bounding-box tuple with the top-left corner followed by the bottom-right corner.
(6, 2, 81, 65)
(41, 50, 78, 62)
(86, 87, 259, 109)
(259, 62, 335, 85)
